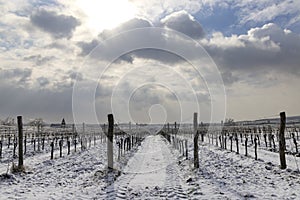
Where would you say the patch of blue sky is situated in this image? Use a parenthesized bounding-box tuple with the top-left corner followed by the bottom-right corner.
(194, 4, 240, 37)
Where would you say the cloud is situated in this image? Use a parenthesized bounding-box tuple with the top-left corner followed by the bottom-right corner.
(99, 18, 152, 40)
(23, 54, 56, 66)
(30, 9, 80, 38)
(221, 71, 238, 86)
(77, 16, 205, 64)
(0, 68, 32, 85)
(77, 39, 98, 56)
(37, 76, 50, 87)
(77, 18, 152, 57)
(161, 10, 205, 39)
(202, 23, 300, 86)
(68, 70, 83, 81)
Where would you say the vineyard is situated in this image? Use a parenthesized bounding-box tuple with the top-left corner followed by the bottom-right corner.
(0, 114, 300, 199)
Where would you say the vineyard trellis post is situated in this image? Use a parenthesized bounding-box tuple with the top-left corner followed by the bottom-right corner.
(254, 136, 258, 160)
(107, 114, 114, 171)
(279, 112, 287, 169)
(193, 112, 199, 168)
(17, 116, 24, 169)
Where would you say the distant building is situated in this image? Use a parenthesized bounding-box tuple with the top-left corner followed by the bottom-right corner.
(50, 118, 69, 128)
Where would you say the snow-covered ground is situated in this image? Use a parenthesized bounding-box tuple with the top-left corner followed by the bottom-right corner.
(1, 132, 300, 199)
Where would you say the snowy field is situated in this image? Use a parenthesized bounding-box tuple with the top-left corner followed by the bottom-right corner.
(1, 126, 300, 199)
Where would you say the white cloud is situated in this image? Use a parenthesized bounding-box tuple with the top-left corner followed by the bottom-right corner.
(161, 10, 205, 39)
(203, 23, 300, 87)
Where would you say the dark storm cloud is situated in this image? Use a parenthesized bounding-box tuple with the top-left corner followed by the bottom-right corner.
(77, 17, 196, 64)
(161, 10, 205, 39)
(30, 9, 80, 38)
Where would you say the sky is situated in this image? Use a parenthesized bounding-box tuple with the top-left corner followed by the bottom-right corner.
(0, 0, 299, 124)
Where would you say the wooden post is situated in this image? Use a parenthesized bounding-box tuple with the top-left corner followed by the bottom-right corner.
(193, 112, 199, 168)
(67, 140, 70, 155)
(50, 142, 54, 159)
(59, 140, 63, 157)
(107, 114, 114, 171)
(245, 136, 248, 156)
(8, 134, 11, 148)
(279, 112, 287, 169)
(272, 135, 276, 151)
(224, 135, 227, 149)
(236, 135, 239, 154)
(37, 125, 40, 152)
(292, 133, 298, 154)
(24, 135, 27, 155)
(0, 141, 2, 158)
(185, 140, 188, 160)
(13, 142, 17, 158)
(42, 137, 45, 150)
(193, 113, 198, 132)
(254, 136, 258, 160)
(120, 138, 123, 155)
(118, 141, 121, 160)
(194, 130, 200, 168)
(34, 139, 36, 151)
(17, 116, 24, 168)
(263, 133, 267, 148)
(268, 126, 272, 148)
(74, 137, 77, 152)
(230, 135, 233, 152)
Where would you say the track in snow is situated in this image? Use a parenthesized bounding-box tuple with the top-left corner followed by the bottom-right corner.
(102, 135, 190, 199)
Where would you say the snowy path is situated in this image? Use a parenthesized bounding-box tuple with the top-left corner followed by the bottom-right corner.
(110, 135, 190, 199)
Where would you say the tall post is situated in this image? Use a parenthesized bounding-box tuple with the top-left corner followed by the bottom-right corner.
(279, 112, 287, 169)
(193, 112, 198, 132)
(193, 112, 199, 168)
(17, 116, 24, 168)
(82, 122, 86, 149)
(107, 114, 114, 171)
(185, 140, 188, 160)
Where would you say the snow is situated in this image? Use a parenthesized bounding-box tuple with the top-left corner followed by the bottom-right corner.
(113, 135, 189, 199)
(1, 128, 300, 199)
